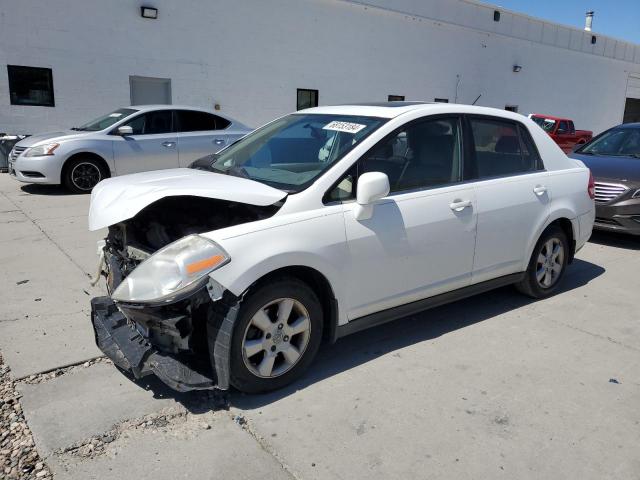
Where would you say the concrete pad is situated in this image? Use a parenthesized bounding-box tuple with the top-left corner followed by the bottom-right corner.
(0, 310, 101, 378)
(528, 244, 640, 349)
(51, 413, 293, 480)
(18, 362, 187, 457)
(232, 288, 640, 480)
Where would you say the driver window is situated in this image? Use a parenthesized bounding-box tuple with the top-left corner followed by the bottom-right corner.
(359, 117, 462, 193)
(122, 110, 173, 135)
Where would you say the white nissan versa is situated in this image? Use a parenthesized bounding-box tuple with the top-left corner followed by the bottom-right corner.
(89, 102, 595, 393)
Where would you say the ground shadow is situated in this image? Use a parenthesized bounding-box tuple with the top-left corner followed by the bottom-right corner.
(588, 230, 640, 251)
(19, 184, 79, 196)
(119, 258, 605, 412)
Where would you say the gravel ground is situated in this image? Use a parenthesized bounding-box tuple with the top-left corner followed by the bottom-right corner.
(0, 354, 52, 480)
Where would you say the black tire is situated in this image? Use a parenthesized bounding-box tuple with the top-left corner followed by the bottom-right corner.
(63, 157, 108, 193)
(516, 225, 569, 299)
(229, 278, 323, 394)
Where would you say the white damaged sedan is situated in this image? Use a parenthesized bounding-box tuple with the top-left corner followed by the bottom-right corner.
(89, 102, 595, 393)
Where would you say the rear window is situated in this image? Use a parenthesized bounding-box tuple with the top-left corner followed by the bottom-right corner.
(470, 118, 542, 178)
(175, 110, 230, 132)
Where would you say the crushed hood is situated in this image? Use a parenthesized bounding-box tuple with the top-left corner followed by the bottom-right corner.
(88, 168, 287, 231)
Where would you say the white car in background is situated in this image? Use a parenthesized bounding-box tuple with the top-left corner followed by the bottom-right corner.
(88, 102, 595, 394)
(8, 105, 250, 192)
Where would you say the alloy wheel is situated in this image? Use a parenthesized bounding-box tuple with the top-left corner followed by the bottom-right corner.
(71, 162, 101, 191)
(241, 298, 311, 378)
(535, 238, 564, 288)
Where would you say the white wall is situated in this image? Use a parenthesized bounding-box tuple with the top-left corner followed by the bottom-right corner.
(0, 0, 638, 135)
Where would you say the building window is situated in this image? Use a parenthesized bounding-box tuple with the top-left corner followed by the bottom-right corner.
(388, 95, 405, 101)
(505, 105, 519, 113)
(297, 89, 318, 110)
(7, 65, 55, 107)
(493, 10, 501, 22)
(434, 98, 449, 103)
(591, 35, 597, 45)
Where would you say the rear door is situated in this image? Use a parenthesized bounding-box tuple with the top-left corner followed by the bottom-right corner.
(468, 116, 550, 283)
(111, 109, 179, 175)
(175, 110, 239, 166)
(337, 116, 478, 320)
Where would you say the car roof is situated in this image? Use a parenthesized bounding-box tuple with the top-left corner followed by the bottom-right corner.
(300, 102, 529, 121)
(123, 104, 224, 115)
(614, 122, 640, 129)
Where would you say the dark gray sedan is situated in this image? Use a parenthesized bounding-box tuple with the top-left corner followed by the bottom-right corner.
(571, 123, 640, 235)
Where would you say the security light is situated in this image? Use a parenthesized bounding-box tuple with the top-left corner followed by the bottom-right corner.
(140, 6, 158, 19)
(513, 65, 522, 73)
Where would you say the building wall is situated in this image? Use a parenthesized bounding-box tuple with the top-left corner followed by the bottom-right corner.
(0, 0, 639, 135)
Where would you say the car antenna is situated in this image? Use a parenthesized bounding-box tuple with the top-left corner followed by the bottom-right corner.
(472, 94, 482, 106)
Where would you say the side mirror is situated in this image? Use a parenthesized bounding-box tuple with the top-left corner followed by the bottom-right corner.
(117, 125, 133, 136)
(354, 172, 390, 220)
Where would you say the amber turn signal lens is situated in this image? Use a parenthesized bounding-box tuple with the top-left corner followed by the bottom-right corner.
(186, 255, 225, 275)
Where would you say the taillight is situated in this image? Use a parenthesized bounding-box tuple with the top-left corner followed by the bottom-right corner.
(588, 170, 595, 200)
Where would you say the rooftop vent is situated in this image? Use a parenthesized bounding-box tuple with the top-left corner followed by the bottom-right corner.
(585, 10, 594, 32)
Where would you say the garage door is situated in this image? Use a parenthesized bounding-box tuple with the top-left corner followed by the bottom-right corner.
(627, 74, 640, 100)
(129, 76, 172, 105)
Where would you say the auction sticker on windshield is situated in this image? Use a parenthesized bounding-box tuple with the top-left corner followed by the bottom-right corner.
(323, 121, 367, 134)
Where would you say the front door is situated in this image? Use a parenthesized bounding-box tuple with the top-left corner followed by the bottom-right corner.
(339, 116, 477, 320)
(112, 109, 179, 175)
(467, 116, 551, 283)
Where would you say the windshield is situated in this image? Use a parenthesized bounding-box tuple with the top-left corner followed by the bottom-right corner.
(531, 116, 556, 133)
(72, 108, 138, 131)
(580, 127, 640, 157)
(208, 114, 386, 192)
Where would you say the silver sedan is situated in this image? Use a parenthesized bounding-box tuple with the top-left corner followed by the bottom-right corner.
(8, 105, 251, 192)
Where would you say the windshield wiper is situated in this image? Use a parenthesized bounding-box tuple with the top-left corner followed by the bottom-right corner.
(70, 127, 87, 131)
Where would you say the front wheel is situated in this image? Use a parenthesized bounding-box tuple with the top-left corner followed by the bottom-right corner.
(63, 158, 107, 193)
(229, 278, 323, 393)
(516, 225, 569, 299)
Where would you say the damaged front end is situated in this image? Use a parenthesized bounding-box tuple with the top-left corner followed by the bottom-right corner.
(90, 195, 279, 392)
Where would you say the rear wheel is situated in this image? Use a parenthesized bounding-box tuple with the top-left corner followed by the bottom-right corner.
(516, 225, 569, 299)
(63, 158, 108, 193)
(229, 278, 323, 393)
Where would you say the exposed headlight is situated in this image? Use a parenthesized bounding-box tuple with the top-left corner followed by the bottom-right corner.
(24, 143, 60, 157)
(112, 235, 230, 304)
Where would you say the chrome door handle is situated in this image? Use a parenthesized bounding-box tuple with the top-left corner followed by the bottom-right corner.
(449, 199, 472, 212)
(162, 141, 176, 148)
(213, 138, 226, 146)
(533, 185, 547, 196)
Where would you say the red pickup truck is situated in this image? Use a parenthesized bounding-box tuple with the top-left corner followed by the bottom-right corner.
(528, 114, 593, 153)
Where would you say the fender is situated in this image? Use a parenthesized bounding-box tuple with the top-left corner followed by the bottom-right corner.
(522, 207, 577, 271)
(212, 250, 349, 326)
(62, 147, 114, 176)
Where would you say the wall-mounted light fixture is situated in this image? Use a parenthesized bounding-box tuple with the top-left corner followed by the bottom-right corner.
(512, 64, 522, 73)
(140, 6, 158, 19)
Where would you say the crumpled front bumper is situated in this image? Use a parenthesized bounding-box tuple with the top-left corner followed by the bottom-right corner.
(90, 296, 216, 392)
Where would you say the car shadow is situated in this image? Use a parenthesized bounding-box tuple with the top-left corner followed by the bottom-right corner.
(588, 230, 640, 251)
(122, 258, 605, 412)
(18, 184, 76, 196)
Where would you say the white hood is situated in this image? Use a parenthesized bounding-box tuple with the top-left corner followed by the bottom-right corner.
(88, 168, 287, 231)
